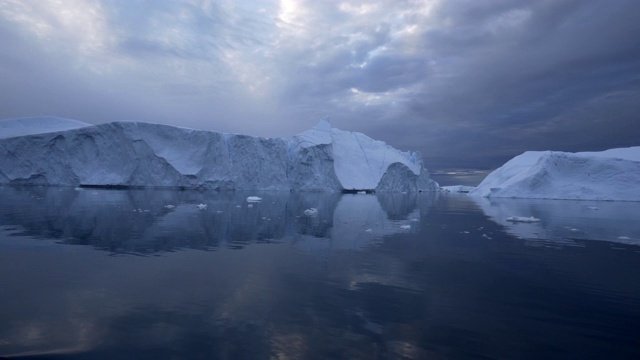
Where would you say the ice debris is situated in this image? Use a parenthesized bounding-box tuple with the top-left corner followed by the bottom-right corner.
(506, 216, 540, 223)
(303, 208, 318, 217)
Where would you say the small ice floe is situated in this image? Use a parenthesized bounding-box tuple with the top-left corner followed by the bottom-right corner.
(236, 205, 241, 208)
(247, 196, 262, 202)
(247, 204, 254, 208)
(618, 236, 631, 240)
(365, 229, 373, 232)
(461, 231, 470, 234)
(196, 203, 207, 210)
(587, 206, 600, 210)
(410, 218, 419, 222)
(74, 187, 83, 191)
(482, 234, 492, 239)
(569, 228, 580, 232)
(400, 224, 411, 230)
(357, 191, 367, 195)
(216, 210, 223, 213)
(164, 205, 175, 209)
(303, 208, 318, 217)
(506, 216, 540, 223)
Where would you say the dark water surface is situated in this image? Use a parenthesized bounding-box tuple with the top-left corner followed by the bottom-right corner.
(0, 187, 639, 359)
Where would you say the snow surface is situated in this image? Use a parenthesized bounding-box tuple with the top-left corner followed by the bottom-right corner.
(0, 118, 438, 192)
(0, 116, 89, 139)
(470, 147, 640, 201)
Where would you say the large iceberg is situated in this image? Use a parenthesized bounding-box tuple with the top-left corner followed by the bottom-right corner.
(470, 147, 640, 201)
(0, 116, 89, 139)
(0, 117, 437, 192)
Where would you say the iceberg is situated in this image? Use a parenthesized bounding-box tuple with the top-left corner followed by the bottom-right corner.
(0, 116, 89, 139)
(470, 147, 640, 201)
(0, 118, 438, 192)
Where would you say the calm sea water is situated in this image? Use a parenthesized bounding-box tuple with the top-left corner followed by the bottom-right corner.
(0, 187, 639, 359)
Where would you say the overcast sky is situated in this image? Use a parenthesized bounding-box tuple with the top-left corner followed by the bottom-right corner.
(1, 0, 639, 170)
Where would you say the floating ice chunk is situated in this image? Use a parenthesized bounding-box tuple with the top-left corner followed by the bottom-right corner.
(365, 229, 373, 232)
(587, 206, 600, 210)
(400, 224, 411, 230)
(248, 204, 254, 208)
(357, 191, 367, 195)
(247, 196, 262, 202)
(164, 205, 175, 209)
(196, 203, 207, 210)
(618, 236, 631, 240)
(506, 216, 540, 223)
(303, 208, 318, 217)
(440, 185, 476, 193)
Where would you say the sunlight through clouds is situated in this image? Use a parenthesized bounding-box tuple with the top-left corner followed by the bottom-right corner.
(0, 0, 639, 170)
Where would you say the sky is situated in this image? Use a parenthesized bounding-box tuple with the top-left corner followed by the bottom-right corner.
(0, 0, 639, 171)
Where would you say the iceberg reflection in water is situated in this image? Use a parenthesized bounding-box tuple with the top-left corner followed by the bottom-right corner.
(0, 187, 434, 254)
(471, 195, 640, 246)
(1, 188, 639, 359)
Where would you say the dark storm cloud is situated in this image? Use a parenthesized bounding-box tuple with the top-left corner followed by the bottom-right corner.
(0, 0, 639, 172)
(364, 0, 640, 169)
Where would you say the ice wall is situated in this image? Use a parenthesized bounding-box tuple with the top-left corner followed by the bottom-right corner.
(0, 119, 437, 192)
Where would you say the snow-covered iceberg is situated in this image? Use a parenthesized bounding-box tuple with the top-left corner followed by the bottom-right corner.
(0, 116, 89, 139)
(0, 118, 438, 192)
(470, 147, 640, 201)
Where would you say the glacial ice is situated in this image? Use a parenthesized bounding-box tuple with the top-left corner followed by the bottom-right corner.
(469, 147, 640, 201)
(0, 116, 89, 139)
(0, 118, 438, 192)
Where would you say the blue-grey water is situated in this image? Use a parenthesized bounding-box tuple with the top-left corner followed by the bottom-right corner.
(0, 187, 639, 359)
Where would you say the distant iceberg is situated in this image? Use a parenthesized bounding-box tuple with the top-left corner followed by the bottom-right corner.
(470, 147, 640, 201)
(0, 117, 438, 192)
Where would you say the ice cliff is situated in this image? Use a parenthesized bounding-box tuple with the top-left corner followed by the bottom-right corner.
(470, 147, 640, 201)
(0, 118, 437, 192)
